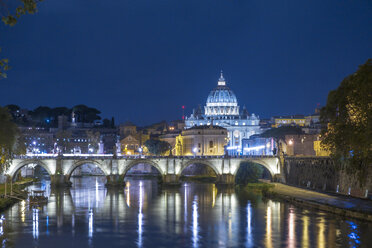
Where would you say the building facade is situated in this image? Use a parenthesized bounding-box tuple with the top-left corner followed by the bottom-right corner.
(175, 125, 227, 156)
(185, 72, 261, 154)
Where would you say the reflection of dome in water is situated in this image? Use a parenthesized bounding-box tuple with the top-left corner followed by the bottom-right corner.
(205, 72, 239, 116)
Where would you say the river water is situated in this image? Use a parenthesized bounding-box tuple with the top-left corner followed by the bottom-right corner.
(0, 177, 371, 247)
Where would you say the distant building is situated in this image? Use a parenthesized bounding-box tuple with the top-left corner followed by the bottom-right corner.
(119, 121, 137, 138)
(242, 136, 275, 156)
(271, 115, 306, 128)
(185, 72, 261, 154)
(175, 125, 227, 156)
(120, 134, 140, 155)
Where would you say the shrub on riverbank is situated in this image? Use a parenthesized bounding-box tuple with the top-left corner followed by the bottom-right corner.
(235, 162, 264, 185)
(236, 183, 274, 193)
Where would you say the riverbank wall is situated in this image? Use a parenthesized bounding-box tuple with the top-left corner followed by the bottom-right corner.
(266, 183, 372, 222)
(283, 157, 372, 198)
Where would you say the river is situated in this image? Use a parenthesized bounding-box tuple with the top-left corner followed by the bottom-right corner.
(0, 177, 371, 247)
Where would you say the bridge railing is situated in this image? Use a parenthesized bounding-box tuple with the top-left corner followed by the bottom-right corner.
(14, 154, 277, 160)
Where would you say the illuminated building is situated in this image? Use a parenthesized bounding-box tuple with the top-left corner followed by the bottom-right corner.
(271, 115, 306, 128)
(120, 134, 140, 155)
(175, 125, 227, 156)
(242, 136, 275, 156)
(185, 72, 261, 154)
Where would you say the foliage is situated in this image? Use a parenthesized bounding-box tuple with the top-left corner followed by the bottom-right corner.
(0, 49, 9, 79)
(260, 126, 304, 155)
(5, 104, 103, 127)
(235, 162, 264, 185)
(144, 139, 170, 155)
(320, 59, 372, 184)
(0, 106, 25, 173)
(72, 105, 101, 123)
(102, 118, 110, 128)
(0, 0, 44, 79)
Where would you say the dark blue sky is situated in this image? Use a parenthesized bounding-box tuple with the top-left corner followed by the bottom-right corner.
(1, 0, 371, 125)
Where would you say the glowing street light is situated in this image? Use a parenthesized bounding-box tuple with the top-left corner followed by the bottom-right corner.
(193, 147, 198, 156)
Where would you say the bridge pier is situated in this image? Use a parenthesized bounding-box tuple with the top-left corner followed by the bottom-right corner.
(162, 174, 180, 186)
(217, 174, 235, 185)
(106, 174, 125, 187)
(50, 175, 72, 187)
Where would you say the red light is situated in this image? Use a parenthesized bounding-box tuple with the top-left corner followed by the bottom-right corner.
(182, 105, 185, 109)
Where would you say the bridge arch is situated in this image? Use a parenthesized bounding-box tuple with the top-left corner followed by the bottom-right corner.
(66, 160, 109, 180)
(122, 159, 164, 178)
(233, 159, 276, 178)
(9, 159, 52, 180)
(179, 159, 220, 177)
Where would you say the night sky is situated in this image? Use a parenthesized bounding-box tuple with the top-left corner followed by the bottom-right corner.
(1, 0, 371, 125)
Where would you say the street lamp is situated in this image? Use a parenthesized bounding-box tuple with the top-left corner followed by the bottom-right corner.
(138, 147, 143, 157)
(193, 147, 198, 157)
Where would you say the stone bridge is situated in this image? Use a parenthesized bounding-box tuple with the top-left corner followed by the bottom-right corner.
(6, 154, 281, 186)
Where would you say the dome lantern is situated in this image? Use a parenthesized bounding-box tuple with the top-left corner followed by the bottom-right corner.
(218, 70, 226, 86)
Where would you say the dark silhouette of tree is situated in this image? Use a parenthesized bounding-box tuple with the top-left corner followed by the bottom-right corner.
(0, 106, 25, 173)
(144, 139, 170, 155)
(111, 117, 115, 128)
(72, 105, 101, 123)
(320, 59, 372, 184)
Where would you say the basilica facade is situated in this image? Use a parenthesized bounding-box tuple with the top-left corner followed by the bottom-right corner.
(185, 72, 262, 154)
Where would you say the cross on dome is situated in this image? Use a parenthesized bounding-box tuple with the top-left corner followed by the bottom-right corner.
(218, 70, 226, 86)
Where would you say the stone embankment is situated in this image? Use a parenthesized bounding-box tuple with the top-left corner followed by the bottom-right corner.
(266, 183, 372, 222)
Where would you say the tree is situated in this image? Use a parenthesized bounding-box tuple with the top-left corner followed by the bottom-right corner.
(260, 126, 304, 155)
(0, 106, 25, 173)
(72, 105, 101, 123)
(111, 117, 115, 128)
(29, 106, 52, 126)
(1, 0, 44, 79)
(144, 139, 170, 155)
(102, 118, 110, 128)
(320, 59, 372, 183)
(50, 107, 70, 127)
(235, 162, 264, 185)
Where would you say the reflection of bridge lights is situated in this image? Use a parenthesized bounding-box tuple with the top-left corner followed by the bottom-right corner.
(0, 215, 5, 237)
(212, 184, 216, 207)
(302, 214, 309, 248)
(246, 202, 252, 247)
(88, 209, 93, 238)
(184, 184, 188, 222)
(138, 181, 144, 248)
(266, 206, 272, 248)
(192, 196, 199, 248)
(318, 216, 325, 248)
(95, 178, 99, 208)
(288, 209, 295, 248)
(33, 208, 39, 239)
(347, 221, 360, 246)
(21, 200, 26, 222)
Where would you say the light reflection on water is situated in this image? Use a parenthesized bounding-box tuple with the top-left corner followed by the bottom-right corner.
(0, 177, 371, 247)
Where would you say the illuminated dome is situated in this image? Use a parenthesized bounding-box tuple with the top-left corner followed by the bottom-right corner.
(205, 72, 240, 116)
